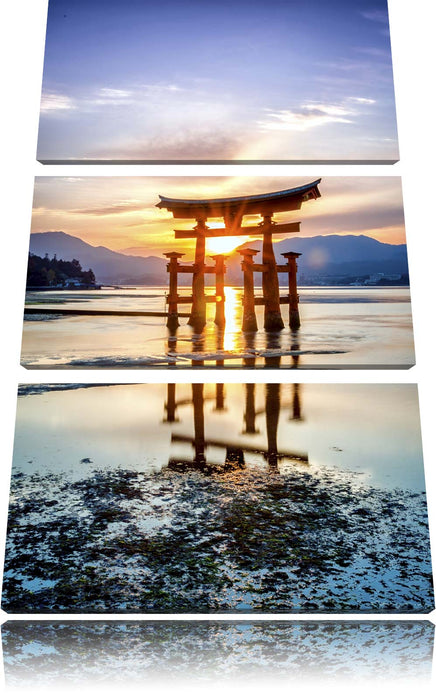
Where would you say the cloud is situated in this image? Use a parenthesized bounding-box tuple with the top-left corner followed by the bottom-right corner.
(89, 83, 185, 107)
(140, 83, 184, 94)
(356, 47, 390, 59)
(258, 103, 353, 132)
(92, 88, 134, 105)
(40, 91, 76, 112)
(69, 200, 145, 216)
(41, 83, 186, 115)
(360, 10, 388, 24)
(349, 97, 376, 104)
(91, 127, 246, 160)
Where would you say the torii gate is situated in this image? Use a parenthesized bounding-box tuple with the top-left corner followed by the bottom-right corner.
(156, 180, 321, 332)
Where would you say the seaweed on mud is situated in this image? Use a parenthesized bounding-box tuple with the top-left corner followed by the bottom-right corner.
(2, 463, 434, 613)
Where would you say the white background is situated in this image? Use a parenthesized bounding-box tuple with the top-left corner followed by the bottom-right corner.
(0, 1, 435, 698)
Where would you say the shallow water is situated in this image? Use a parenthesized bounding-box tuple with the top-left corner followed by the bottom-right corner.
(13, 383, 424, 490)
(21, 286, 415, 368)
(3, 383, 432, 613)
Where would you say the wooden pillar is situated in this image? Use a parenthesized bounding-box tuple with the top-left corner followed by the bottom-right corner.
(261, 215, 284, 332)
(265, 383, 281, 469)
(243, 384, 258, 434)
(264, 332, 281, 368)
(188, 218, 207, 331)
(281, 251, 301, 330)
(163, 383, 177, 423)
(191, 333, 205, 367)
(167, 332, 178, 367)
(291, 383, 302, 421)
(215, 383, 225, 411)
(290, 333, 300, 369)
(164, 252, 184, 331)
(239, 248, 258, 332)
(192, 383, 206, 469)
(215, 329, 224, 367)
(211, 254, 226, 328)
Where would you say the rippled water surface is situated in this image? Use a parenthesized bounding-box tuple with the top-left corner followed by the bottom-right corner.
(21, 286, 415, 368)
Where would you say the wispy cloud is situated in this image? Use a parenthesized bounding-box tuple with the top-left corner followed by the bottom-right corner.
(258, 103, 353, 132)
(140, 83, 184, 94)
(40, 91, 76, 112)
(360, 8, 390, 37)
(70, 200, 145, 216)
(257, 94, 378, 133)
(91, 84, 184, 106)
(349, 97, 376, 104)
(91, 127, 245, 160)
(92, 88, 134, 106)
(41, 83, 186, 115)
(356, 46, 390, 59)
(360, 10, 388, 24)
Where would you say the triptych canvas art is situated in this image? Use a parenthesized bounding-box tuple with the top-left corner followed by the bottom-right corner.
(1, 0, 434, 685)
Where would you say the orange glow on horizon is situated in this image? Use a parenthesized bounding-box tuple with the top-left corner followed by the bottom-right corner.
(206, 236, 248, 256)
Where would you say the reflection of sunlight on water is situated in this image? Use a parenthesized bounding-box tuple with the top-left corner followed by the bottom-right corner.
(22, 286, 415, 368)
(223, 286, 242, 351)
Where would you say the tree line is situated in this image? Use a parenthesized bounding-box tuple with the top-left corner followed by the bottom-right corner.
(27, 253, 96, 287)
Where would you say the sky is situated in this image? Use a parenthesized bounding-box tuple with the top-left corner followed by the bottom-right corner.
(31, 176, 406, 256)
(36, 0, 399, 161)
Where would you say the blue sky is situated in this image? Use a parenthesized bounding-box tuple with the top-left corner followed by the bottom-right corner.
(37, 0, 399, 161)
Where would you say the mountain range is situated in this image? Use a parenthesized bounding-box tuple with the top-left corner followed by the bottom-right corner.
(29, 231, 409, 285)
(29, 231, 166, 285)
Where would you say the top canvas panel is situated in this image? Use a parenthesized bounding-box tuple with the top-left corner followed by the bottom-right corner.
(36, 0, 399, 164)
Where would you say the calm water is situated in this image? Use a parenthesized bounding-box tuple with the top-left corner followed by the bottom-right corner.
(13, 383, 424, 490)
(21, 286, 415, 368)
(4, 384, 432, 613)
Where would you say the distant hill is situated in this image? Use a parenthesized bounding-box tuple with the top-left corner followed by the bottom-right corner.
(225, 234, 409, 284)
(29, 231, 167, 285)
(29, 231, 409, 286)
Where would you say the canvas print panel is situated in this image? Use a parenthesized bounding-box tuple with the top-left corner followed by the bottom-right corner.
(2, 621, 434, 685)
(21, 176, 414, 369)
(37, 0, 399, 163)
(2, 383, 433, 613)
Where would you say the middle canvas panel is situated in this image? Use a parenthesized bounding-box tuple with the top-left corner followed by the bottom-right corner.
(22, 176, 413, 370)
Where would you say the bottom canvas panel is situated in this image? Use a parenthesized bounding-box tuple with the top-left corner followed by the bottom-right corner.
(2, 383, 433, 613)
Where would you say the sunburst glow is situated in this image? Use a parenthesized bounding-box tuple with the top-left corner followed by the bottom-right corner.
(206, 236, 248, 255)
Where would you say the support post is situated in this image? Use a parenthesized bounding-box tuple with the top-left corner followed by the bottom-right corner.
(188, 219, 207, 330)
(211, 254, 226, 328)
(291, 383, 302, 421)
(261, 215, 284, 331)
(243, 384, 258, 434)
(281, 251, 301, 330)
(215, 383, 225, 411)
(163, 383, 177, 423)
(164, 252, 184, 331)
(265, 383, 281, 469)
(192, 384, 206, 469)
(239, 248, 258, 332)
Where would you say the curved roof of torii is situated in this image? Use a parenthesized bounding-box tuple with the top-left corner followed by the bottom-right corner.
(156, 179, 321, 219)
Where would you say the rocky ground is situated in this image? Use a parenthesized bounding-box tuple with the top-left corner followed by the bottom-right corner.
(2, 460, 433, 612)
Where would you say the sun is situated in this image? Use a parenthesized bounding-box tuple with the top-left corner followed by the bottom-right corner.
(206, 236, 248, 256)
